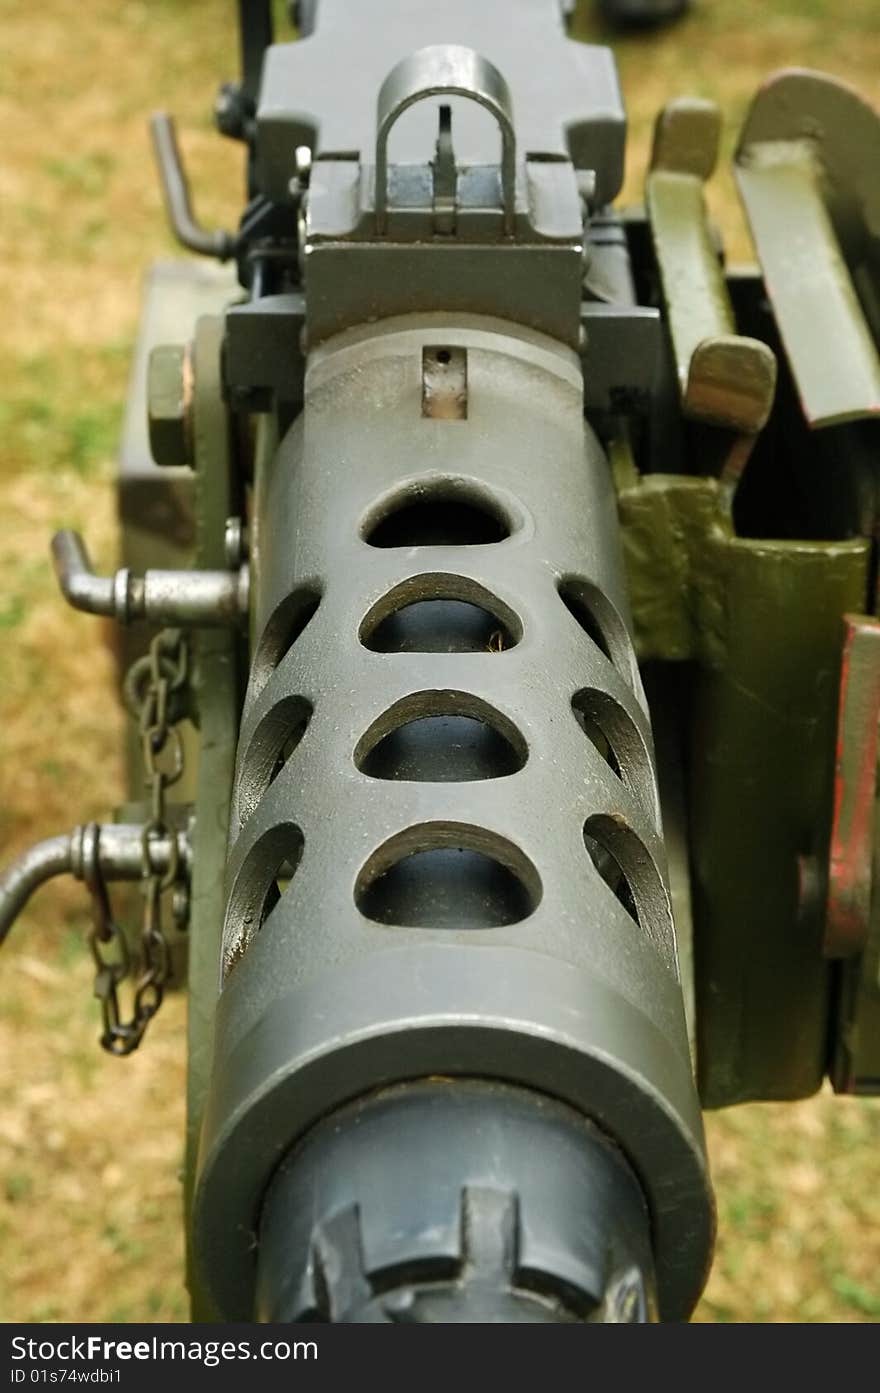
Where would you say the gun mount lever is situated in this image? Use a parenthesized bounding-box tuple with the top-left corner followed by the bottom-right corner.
(51, 530, 249, 628)
(0, 824, 189, 947)
(150, 112, 237, 261)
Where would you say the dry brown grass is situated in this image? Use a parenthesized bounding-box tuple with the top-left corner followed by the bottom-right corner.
(1, 0, 879, 1324)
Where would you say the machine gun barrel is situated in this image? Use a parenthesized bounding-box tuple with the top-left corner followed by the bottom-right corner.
(193, 313, 713, 1322)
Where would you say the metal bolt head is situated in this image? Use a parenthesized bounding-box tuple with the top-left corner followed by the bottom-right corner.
(224, 516, 248, 569)
(172, 883, 191, 929)
(148, 343, 194, 468)
(214, 81, 246, 140)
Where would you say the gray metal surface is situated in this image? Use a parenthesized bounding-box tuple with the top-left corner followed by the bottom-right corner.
(256, 0, 625, 205)
(194, 315, 712, 1321)
(223, 293, 666, 417)
(183, 316, 243, 1319)
(256, 1081, 656, 1321)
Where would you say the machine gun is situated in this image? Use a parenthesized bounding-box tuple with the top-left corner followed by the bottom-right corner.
(2, 0, 879, 1323)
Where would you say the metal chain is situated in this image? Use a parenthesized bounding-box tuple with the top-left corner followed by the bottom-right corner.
(85, 629, 190, 1055)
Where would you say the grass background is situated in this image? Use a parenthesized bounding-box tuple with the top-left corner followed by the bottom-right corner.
(1, 0, 879, 1323)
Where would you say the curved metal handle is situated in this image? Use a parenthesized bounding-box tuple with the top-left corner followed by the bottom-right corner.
(150, 112, 237, 261)
(51, 530, 121, 616)
(375, 45, 516, 236)
(0, 825, 188, 946)
(0, 836, 72, 946)
(51, 530, 249, 628)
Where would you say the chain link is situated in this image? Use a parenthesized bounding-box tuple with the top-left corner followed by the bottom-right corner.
(85, 629, 190, 1055)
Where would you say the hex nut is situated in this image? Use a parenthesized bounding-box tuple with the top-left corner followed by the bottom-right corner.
(148, 342, 194, 468)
